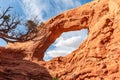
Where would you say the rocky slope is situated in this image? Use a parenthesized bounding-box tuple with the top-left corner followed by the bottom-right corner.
(1, 0, 120, 80)
(0, 47, 52, 80)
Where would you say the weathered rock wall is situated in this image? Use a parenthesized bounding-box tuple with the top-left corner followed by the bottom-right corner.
(7, 0, 102, 61)
(41, 0, 120, 79)
(4, 0, 120, 80)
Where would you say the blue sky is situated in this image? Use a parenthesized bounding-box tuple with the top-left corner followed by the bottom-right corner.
(0, 0, 92, 60)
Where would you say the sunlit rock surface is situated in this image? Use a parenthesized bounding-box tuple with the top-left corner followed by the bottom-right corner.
(3, 0, 120, 79)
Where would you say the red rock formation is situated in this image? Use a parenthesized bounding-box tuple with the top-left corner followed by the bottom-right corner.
(41, 0, 120, 79)
(2, 0, 120, 80)
(0, 47, 52, 80)
(7, 0, 94, 60)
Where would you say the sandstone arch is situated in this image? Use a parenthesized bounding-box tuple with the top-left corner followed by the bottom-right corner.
(7, 0, 109, 61)
(4, 0, 120, 79)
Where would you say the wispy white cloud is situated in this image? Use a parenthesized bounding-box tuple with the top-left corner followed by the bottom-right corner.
(45, 30, 88, 60)
(0, 0, 91, 55)
(56, 0, 81, 8)
(19, 0, 88, 60)
(19, 0, 81, 21)
(19, 0, 44, 20)
(46, 50, 70, 58)
(55, 36, 82, 48)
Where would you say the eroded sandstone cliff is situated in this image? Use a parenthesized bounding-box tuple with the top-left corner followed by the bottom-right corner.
(1, 0, 120, 80)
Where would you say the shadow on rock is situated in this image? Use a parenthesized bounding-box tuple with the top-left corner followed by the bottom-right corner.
(0, 47, 52, 80)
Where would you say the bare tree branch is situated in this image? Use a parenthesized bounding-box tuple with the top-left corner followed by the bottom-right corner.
(0, 6, 43, 43)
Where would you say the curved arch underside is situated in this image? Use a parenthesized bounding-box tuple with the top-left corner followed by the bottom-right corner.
(7, 0, 109, 61)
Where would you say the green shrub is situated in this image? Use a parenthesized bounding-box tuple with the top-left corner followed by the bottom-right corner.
(52, 77, 58, 80)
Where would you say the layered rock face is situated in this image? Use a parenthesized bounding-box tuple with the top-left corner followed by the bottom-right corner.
(3, 0, 120, 80)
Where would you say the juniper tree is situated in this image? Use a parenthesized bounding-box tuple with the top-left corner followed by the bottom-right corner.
(0, 6, 41, 43)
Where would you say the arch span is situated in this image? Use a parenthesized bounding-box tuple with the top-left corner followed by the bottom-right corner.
(7, 1, 108, 61)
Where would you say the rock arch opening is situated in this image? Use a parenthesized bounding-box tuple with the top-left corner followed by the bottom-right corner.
(44, 29, 88, 61)
(6, 3, 93, 61)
